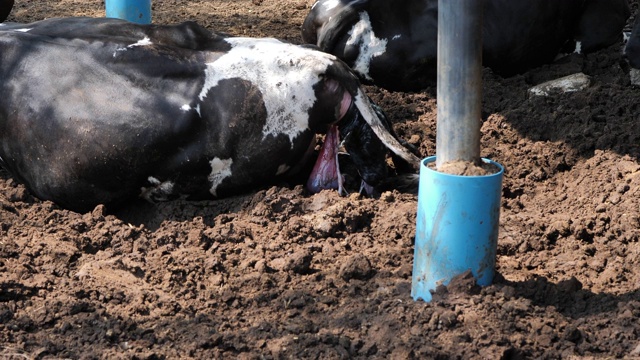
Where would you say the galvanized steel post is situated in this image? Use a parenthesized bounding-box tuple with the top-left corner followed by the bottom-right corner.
(435, 0, 483, 168)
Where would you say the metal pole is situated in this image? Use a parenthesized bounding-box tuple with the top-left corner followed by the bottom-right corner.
(435, 0, 483, 168)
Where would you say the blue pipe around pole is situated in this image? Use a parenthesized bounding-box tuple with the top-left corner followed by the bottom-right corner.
(412, 156, 503, 302)
(412, 0, 503, 303)
(106, 0, 152, 24)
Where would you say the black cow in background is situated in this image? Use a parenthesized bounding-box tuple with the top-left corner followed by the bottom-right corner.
(0, 0, 13, 22)
(302, 0, 631, 91)
(625, 14, 640, 71)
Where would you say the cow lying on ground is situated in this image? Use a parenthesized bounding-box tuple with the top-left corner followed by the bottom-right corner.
(302, 0, 631, 91)
(0, 17, 420, 213)
(0, 0, 13, 22)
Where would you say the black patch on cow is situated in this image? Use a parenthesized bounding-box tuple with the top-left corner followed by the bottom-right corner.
(0, 0, 12, 23)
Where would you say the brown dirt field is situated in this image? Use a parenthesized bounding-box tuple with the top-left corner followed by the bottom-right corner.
(2, 1, 640, 358)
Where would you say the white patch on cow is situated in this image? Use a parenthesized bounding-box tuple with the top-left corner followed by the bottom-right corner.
(345, 12, 387, 81)
(574, 41, 582, 54)
(630, 68, 640, 86)
(129, 37, 152, 48)
(623, 31, 631, 44)
(276, 164, 290, 176)
(158, 181, 174, 193)
(392, 34, 401, 40)
(322, 0, 340, 11)
(180, 103, 202, 117)
(140, 177, 175, 202)
(198, 37, 335, 145)
(113, 36, 153, 57)
(209, 157, 234, 197)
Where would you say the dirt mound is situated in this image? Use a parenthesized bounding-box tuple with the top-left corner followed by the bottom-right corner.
(1, 1, 640, 358)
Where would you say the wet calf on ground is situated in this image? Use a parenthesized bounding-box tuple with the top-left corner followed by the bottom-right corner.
(0, 17, 419, 212)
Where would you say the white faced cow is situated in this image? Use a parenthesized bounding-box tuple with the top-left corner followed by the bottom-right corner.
(0, 17, 420, 212)
(302, 0, 631, 91)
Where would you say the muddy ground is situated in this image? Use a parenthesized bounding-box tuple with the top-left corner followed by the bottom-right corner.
(2, 0, 640, 359)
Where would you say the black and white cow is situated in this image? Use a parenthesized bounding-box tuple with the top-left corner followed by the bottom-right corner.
(0, 17, 420, 212)
(0, 0, 13, 22)
(625, 15, 640, 82)
(302, 0, 631, 91)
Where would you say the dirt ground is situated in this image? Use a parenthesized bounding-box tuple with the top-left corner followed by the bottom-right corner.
(2, 0, 640, 358)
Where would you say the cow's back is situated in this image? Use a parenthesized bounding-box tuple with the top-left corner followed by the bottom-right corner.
(482, 0, 584, 76)
(0, 18, 219, 210)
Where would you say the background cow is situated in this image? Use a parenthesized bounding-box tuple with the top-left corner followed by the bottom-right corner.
(625, 15, 640, 69)
(625, 15, 640, 86)
(0, 17, 419, 212)
(302, 0, 631, 91)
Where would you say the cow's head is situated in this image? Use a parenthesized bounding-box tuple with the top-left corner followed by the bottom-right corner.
(305, 59, 421, 194)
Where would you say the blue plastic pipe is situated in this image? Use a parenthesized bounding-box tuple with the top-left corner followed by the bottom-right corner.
(106, 0, 152, 24)
(412, 156, 503, 302)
